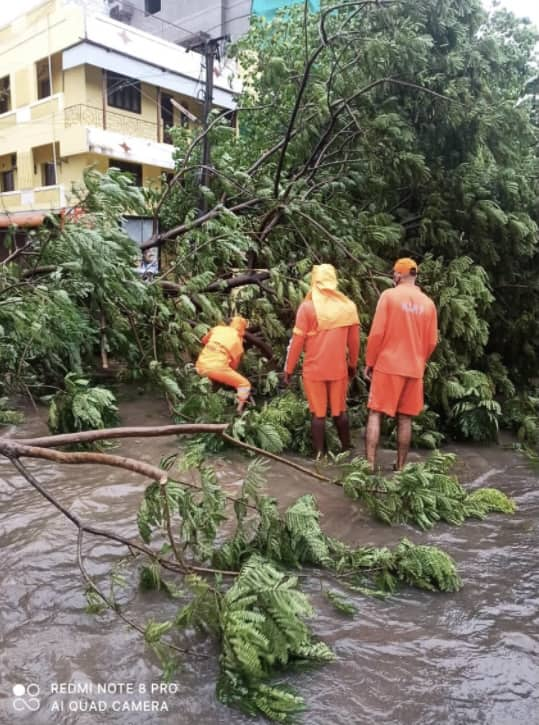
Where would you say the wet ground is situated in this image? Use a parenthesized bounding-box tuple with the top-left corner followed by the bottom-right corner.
(1, 400, 538, 724)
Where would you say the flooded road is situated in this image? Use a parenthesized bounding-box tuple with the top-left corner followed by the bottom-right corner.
(1, 400, 538, 724)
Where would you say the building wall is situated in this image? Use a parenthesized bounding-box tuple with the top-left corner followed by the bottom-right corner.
(0, 0, 238, 217)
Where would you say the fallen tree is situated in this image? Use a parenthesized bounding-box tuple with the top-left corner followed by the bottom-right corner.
(1, 0, 538, 447)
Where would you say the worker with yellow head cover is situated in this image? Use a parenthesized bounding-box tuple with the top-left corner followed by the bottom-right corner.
(196, 316, 251, 413)
(284, 264, 360, 455)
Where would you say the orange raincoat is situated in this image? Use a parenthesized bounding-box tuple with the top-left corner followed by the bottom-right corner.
(285, 265, 360, 416)
(196, 317, 251, 403)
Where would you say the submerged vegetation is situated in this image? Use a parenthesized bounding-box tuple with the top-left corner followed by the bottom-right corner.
(341, 450, 516, 529)
(134, 454, 470, 721)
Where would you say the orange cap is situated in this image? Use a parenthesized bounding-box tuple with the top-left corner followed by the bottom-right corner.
(393, 257, 418, 275)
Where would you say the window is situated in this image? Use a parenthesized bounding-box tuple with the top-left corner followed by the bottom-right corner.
(0, 76, 11, 114)
(42, 162, 56, 187)
(145, 0, 161, 14)
(1, 170, 15, 193)
(107, 71, 141, 114)
(109, 160, 143, 186)
(161, 94, 173, 143)
(36, 59, 51, 100)
(180, 104, 190, 128)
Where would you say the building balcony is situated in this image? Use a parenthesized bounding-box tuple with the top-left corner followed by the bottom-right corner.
(0, 94, 63, 138)
(0, 185, 66, 213)
(64, 103, 160, 142)
(63, 104, 175, 170)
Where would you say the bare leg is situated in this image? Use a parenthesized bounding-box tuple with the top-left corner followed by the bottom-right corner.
(396, 414, 412, 470)
(365, 411, 382, 471)
(311, 416, 326, 456)
(332, 412, 352, 451)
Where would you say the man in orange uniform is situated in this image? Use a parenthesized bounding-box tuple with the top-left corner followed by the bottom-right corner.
(284, 264, 360, 456)
(196, 316, 251, 414)
(364, 258, 438, 471)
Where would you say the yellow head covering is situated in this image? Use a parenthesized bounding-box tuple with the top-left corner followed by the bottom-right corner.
(230, 316, 248, 336)
(306, 264, 359, 330)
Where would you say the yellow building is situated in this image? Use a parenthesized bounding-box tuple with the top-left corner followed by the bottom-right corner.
(0, 0, 238, 224)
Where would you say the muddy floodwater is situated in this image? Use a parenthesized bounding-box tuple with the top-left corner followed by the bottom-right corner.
(1, 399, 538, 725)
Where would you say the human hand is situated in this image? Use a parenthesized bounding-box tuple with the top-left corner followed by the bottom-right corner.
(363, 365, 373, 381)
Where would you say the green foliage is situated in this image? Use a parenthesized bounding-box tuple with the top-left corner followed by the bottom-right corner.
(444, 370, 502, 441)
(218, 555, 334, 722)
(175, 573, 221, 635)
(502, 392, 539, 448)
(325, 590, 358, 617)
(340, 450, 515, 529)
(464, 487, 516, 516)
(391, 539, 462, 593)
(47, 373, 119, 446)
(137, 467, 227, 561)
(0, 397, 24, 426)
(229, 390, 339, 456)
(133, 452, 473, 720)
(0, 168, 155, 399)
(85, 587, 106, 615)
(327, 537, 462, 596)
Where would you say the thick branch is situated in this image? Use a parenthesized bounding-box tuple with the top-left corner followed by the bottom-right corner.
(21, 265, 57, 278)
(142, 198, 262, 250)
(1, 239, 35, 266)
(2, 441, 168, 484)
(205, 271, 271, 292)
(9, 424, 333, 486)
(14, 423, 229, 448)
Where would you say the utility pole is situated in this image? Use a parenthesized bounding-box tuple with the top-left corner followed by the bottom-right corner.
(188, 32, 228, 214)
(201, 36, 217, 209)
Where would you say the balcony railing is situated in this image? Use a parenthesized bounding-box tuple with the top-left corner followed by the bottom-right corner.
(64, 104, 162, 142)
(0, 185, 65, 212)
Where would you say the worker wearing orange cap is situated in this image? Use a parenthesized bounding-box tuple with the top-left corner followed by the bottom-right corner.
(364, 258, 438, 471)
(284, 264, 360, 456)
(196, 316, 251, 413)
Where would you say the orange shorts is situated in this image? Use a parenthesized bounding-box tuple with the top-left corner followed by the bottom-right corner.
(302, 377, 348, 417)
(368, 370, 423, 417)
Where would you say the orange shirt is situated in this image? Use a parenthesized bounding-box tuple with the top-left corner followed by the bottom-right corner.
(285, 300, 360, 381)
(365, 284, 438, 379)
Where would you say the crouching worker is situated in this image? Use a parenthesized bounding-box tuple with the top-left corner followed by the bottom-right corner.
(284, 264, 360, 457)
(196, 316, 251, 414)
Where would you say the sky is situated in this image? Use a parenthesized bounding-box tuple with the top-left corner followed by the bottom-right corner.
(2, 0, 539, 30)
